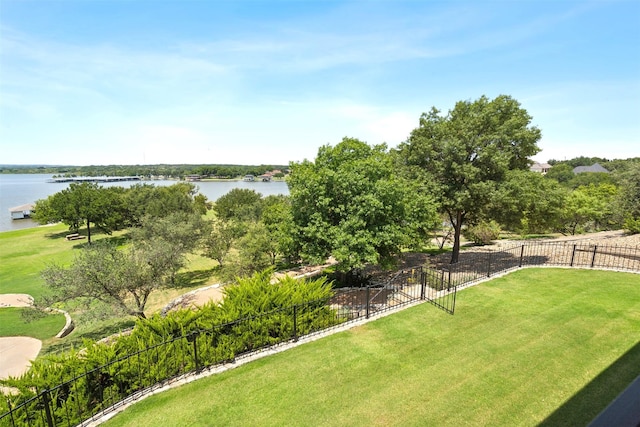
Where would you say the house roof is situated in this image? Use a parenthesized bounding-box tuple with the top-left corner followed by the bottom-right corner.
(9, 203, 35, 213)
(530, 162, 552, 171)
(573, 163, 610, 174)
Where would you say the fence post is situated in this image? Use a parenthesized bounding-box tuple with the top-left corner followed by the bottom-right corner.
(365, 286, 370, 319)
(487, 252, 492, 277)
(448, 269, 452, 291)
(191, 332, 200, 372)
(420, 271, 426, 300)
(41, 388, 55, 427)
(440, 270, 445, 291)
(591, 245, 598, 268)
(6, 398, 16, 426)
(570, 244, 576, 267)
(292, 305, 298, 342)
(519, 245, 525, 267)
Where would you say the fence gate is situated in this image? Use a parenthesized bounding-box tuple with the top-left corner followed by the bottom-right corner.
(421, 267, 457, 314)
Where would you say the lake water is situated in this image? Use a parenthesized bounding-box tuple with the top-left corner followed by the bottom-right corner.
(0, 174, 289, 233)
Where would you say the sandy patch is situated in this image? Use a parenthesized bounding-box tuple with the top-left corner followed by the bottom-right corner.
(0, 293, 34, 308)
(162, 284, 226, 314)
(188, 286, 225, 307)
(0, 337, 42, 380)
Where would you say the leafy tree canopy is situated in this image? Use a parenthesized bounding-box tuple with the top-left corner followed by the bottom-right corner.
(41, 242, 177, 319)
(33, 182, 126, 243)
(398, 95, 541, 263)
(289, 137, 438, 272)
(494, 170, 566, 235)
(213, 188, 263, 222)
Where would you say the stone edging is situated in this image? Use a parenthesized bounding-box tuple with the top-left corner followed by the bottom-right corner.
(48, 307, 74, 338)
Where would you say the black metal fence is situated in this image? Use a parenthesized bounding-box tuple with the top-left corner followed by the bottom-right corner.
(2, 241, 638, 427)
(430, 242, 640, 290)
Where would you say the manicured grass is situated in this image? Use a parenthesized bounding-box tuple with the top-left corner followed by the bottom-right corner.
(104, 268, 640, 427)
(0, 224, 77, 298)
(0, 308, 66, 340)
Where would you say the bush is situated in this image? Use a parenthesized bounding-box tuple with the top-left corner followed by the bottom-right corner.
(463, 220, 501, 245)
(623, 216, 640, 234)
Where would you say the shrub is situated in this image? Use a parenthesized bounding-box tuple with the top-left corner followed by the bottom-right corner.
(623, 216, 640, 234)
(463, 220, 501, 245)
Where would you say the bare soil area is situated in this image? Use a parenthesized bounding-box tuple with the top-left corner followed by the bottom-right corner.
(0, 337, 41, 380)
(0, 294, 33, 308)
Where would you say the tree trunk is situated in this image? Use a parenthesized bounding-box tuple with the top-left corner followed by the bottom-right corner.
(450, 211, 464, 264)
(86, 220, 92, 244)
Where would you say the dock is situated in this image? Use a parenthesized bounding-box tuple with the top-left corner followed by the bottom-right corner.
(46, 176, 142, 183)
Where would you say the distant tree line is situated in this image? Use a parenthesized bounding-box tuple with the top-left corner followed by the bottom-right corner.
(0, 163, 288, 178)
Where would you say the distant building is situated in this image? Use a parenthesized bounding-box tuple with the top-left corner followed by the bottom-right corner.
(243, 174, 255, 182)
(9, 203, 35, 220)
(573, 163, 610, 174)
(530, 162, 552, 174)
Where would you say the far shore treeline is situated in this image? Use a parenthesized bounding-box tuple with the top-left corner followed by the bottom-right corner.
(0, 163, 289, 178)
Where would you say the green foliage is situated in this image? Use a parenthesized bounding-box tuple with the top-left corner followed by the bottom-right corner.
(33, 182, 126, 243)
(463, 220, 501, 245)
(289, 137, 437, 272)
(134, 211, 205, 247)
(544, 163, 574, 184)
(213, 188, 263, 222)
(40, 241, 179, 319)
(201, 219, 240, 267)
(495, 170, 566, 235)
(219, 223, 277, 281)
(261, 195, 297, 263)
(399, 95, 541, 263)
(623, 217, 640, 234)
(558, 183, 620, 235)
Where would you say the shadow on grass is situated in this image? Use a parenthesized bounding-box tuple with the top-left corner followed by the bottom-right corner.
(172, 268, 217, 289)
(539, 340, 640, 426)
(44, 229, 131, 246)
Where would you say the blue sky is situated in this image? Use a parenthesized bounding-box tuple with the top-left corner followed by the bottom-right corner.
(1, 0, 638, 166)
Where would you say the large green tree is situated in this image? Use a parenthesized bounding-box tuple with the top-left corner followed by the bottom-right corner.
(33, 182, 125, 243)
(495, 170, 566, 235)
(398, 95, 541, 263)
(124, 182, 203, 225)
(41, 242, 177, 319)
(557, 184, 617, 235)
(289, 137, 438, 272)
(213, 188, 263, 222)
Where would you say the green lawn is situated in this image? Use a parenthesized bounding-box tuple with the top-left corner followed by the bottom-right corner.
(0, 224, 77, 298)
(0, 308, 66, 340)
(104, 268, 640, 427)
